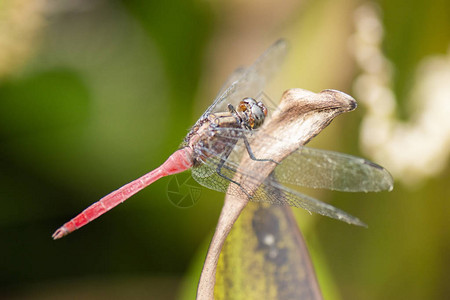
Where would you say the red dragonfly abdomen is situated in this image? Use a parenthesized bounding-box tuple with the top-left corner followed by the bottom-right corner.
(52, 147, 194, 239)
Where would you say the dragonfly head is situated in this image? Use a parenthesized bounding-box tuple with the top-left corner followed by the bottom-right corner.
(238, 97, 268, 130)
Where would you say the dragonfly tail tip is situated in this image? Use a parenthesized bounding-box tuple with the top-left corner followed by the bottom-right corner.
(52, 227, 69, 240)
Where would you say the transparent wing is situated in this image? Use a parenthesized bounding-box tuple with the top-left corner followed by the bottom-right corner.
(254, 178, 367, 226)
(215, 67, 246, 98)
(198, 39, 288, 121)
(274, 147, 394, 192)
(191, 147, 366, 226)
(190, 126, 393, 225)
(193, 128, 393, 193)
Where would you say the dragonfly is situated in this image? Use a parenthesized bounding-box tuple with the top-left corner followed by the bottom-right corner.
(52, 39, 393, 239)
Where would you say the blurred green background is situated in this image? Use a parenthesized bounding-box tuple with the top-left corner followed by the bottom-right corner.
(1, 0, 449, 299)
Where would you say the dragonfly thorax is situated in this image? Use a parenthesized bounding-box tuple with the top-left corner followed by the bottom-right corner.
(237, 97, 268, 130)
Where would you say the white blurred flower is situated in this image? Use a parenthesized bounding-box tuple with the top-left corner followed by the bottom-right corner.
(0, 0, 49, 77)
(352, 3, 450, 185)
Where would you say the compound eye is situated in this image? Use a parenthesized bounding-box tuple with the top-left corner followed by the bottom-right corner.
(257, 101, 268, 117)
(243, 97, 257, 105)
(251, 106, 264, 120)
(238, 102, 247, 112)
(239, 97, 256, 112)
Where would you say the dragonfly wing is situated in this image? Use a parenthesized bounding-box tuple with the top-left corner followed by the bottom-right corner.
(192, 129, 393, 193)
(215, 67, 246, 98)
(254, 178, 367, 226)
(274, 147, 394, 192)
(200, 39, 288, 120)
(191, 157, 234, 194)
(191, 136, 266, 195)
(191, 155, 366, 226)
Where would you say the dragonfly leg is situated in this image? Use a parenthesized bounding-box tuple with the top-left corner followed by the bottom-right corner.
(242, 135, 279, 164)
(216, 158, 253, 199)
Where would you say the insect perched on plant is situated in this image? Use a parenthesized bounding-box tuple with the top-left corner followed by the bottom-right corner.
(53, 39, 393, 239)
